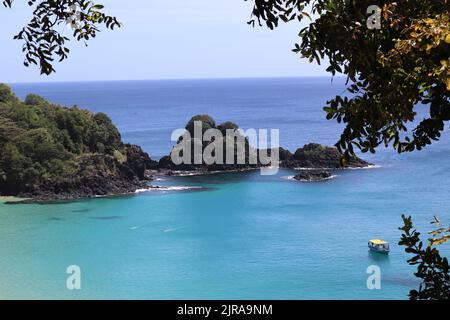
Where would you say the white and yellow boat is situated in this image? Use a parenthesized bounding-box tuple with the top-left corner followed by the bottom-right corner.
(368, 239, 390, 254)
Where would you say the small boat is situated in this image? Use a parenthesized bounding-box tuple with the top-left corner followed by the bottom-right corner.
(368, 239, 390, 254)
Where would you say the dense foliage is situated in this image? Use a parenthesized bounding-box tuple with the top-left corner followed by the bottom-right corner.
(399, 215, 450, 300)
(175, 114, 250, 168)
(185, 114, 217, 135)
(2, 0, 120, 75)
(0, 83, 127, 194)
(249, 0, 449, 157)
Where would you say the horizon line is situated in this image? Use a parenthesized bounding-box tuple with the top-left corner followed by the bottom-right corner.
(6, 75, 345, 86)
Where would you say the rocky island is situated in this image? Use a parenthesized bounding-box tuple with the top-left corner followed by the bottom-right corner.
(0, 85, 372, 202)
(156, 114, 371, 175)
(293, 170, 333, 182)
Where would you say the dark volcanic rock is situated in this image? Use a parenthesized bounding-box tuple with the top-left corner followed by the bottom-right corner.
(282, 143, 371, 169)
(158, 155, 197, 171)
(0, 87, 161, 202)
(157, 155, 258, 175)
(157, 115, 261, 175)
(264, 147, 294, 162)
(154, 116, 372, 176)
(293, 170, 332, 182)
(18, 144, 157, 202)
(124, 144, 158, 179)
(278, 147, 294, 161)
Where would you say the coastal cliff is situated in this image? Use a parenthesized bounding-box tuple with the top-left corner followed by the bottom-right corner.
(0, 86, 372, 202)
(0, 84, 157, 201)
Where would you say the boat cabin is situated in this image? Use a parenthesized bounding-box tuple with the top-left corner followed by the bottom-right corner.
(368, 239, 390, 254)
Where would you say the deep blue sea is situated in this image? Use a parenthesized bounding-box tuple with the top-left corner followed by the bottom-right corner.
(1, 77, 449, 299)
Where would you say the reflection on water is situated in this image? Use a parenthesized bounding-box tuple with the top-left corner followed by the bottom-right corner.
(367, 251, 391, 263)
(384, 275, 421, 288)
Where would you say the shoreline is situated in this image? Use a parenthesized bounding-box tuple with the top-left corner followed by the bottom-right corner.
(1, 184, 206, 205)
(157, 167, 260, 177)
(0, 196, 29, 204)
(291, 164, 380, 171)
(2, 164, 379, 204)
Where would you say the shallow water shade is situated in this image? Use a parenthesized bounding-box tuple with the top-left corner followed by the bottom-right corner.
(1, 78, 449, 299)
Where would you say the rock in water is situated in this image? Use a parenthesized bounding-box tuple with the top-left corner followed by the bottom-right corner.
(282, 143, 371, 169)
(293, 170, 332, 182)
(159, 115, 372, 176)
(158, 114, 260, 174)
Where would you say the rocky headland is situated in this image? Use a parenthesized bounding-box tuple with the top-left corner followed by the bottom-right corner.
(0, 84, 158, 202)
(0, 85, 372, 202)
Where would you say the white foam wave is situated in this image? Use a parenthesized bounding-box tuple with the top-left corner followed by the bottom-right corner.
(135, 186, 203, 193)
(134, 188, 147, 193)
(346, 164, 381, 170)
(284, 175, 338, 182)
(158, 186, 203, 191)
(165, 168, 258, 177)
(292, 164, 380, 171)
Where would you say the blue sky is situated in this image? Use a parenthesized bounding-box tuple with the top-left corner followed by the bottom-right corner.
(0, 0, 327, 83)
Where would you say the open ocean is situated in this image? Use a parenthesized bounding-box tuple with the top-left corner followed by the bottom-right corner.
(1, 77, 449, 299)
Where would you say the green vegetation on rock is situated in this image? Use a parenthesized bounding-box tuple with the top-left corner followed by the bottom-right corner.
(0, 84, 154, 199)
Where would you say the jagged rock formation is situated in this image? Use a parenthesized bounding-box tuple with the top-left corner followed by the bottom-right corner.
(293, 170, 332, 182)
(277, 143, 371, 169)
(157, 115, 371, 175)
(0, 87, 372, 202)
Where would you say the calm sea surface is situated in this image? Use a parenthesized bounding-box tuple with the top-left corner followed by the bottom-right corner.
(1, 78, 449, 299)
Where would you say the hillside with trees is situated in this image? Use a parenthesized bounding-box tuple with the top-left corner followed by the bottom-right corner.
(0, 84, 156, 201)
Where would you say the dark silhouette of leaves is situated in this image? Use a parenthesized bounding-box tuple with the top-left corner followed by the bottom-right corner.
(248, 0, 450, 156)
(2, 0, 121, 75)
(399, 215, 450, 300)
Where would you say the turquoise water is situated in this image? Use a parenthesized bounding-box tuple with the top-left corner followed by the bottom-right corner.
(1, 78, 449, 299)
